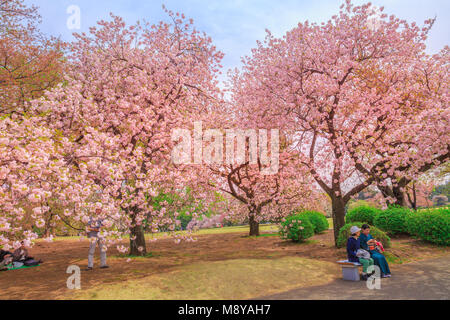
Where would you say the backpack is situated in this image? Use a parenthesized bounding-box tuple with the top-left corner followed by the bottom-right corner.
(23, 259, 40, 266)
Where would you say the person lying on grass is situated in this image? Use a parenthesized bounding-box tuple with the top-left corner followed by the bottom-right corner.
(347, 226, 374, 281)
(12, 241, 43, 267)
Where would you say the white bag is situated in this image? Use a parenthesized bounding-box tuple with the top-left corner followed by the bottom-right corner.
(356, 249, 371, 260)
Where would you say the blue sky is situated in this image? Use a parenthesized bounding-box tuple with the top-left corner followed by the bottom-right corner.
(26, 0, 449, 73)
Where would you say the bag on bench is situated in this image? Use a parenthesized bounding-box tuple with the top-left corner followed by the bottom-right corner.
(356, 249, 370, 259)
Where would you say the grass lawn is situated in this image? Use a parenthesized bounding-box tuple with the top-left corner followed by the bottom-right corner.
(5, 224, 448, 300)
(44, 224, 281, 243)
(44, 219, 332, 243)
(146, 224, 281, 239)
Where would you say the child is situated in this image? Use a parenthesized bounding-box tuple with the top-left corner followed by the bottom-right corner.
(347, 226, 374, 281)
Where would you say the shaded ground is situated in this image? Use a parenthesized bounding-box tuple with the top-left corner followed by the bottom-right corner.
(0, 228, 448, 300)
(258, 255, 450, 300)
(71, 257, 341, 300)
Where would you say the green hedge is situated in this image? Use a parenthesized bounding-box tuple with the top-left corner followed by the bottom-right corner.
(406, 208, 450, 246)
(336, 222, 391, 249)
(374, 207, 410, 235)
(279, 214, 315, 242)
(297, 211, 329, 234)
(345, 206, 380, 225)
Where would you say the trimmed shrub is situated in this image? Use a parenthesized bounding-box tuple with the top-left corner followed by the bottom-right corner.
(406, 210, 424, 237)
(345, 206, 381, 225)
(298, 211, 329, 234)
(374, 207, 410, 235)
(279, 214, 315, 242)
(336, 222, 391, 249)
(406, 208, 450, 246)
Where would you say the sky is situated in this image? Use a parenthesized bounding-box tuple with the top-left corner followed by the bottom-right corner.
(24, 0, 450, 74)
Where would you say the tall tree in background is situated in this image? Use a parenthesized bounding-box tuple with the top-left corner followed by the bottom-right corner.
(355, 48, 449, 207)
(0, 0, 64, 116)
(0, 0, 67, 250)
(193, 92, 314, 236)
(205, 150, 313, 236)
(230, 0, 449, 245)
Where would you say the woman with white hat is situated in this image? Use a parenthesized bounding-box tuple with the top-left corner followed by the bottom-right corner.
(347, 225, 374, 280)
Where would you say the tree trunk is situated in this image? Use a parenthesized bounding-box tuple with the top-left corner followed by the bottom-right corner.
(412, 184, 417, 211)
(377, 184, 408, 208)
(129, 224, 146, 256)
(393, 186, 406, 207)
(406, 183, 417, 211)
(129, 211, 147, 256)
(249, 214, 260, 236)
(331, 196, 346, 247)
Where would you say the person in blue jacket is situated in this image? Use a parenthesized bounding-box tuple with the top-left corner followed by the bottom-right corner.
(0, 249, 14, 271)
(359, 224, 391, 278)
(347, 226, 374, 280)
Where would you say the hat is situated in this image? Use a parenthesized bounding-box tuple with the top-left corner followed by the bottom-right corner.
(350, 226, 361, 234)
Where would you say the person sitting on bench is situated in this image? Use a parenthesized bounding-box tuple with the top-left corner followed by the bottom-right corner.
(359, 224, 391, 278)
(347, 226, 374, 281)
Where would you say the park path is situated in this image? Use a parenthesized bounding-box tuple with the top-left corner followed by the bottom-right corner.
(257, 255, 450, 300)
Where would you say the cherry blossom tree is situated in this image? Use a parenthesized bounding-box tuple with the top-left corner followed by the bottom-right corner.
(0, 112, 131, 251)
(356, 48, 449, 206)
(0, 115, 69, 249)
(229, 0, 449, 244)
(206, 155, 313, 236)
(401, 164, 449, 210)
(0, 0, 69, 251)
(30, 11, 223, 255)
(0, 0, 65, 116)
(192, 115, 314, 236)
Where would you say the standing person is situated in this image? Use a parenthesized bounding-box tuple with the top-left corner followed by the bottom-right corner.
(359, 224, 391, 278)
(86, 208, 109, 270)
(347, 226, 374, 281)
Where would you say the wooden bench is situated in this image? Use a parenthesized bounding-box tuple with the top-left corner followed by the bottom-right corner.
(337, 260, 363, 281)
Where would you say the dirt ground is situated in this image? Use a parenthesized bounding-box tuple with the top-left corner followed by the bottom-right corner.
(1, 230, 448, 300)
(259, 255, 450, 300)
